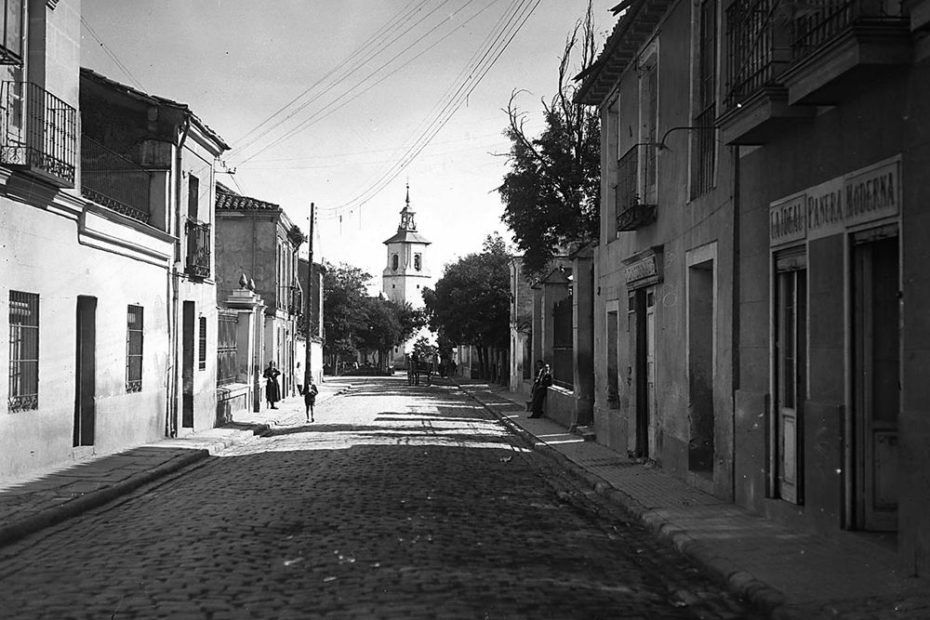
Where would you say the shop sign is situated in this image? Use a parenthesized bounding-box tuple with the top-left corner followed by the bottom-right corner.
(769, 156, 900, 246)
(623, 247, 663, 288)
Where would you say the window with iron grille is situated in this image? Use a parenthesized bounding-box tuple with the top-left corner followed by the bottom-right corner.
(198, 316, 207, 370)
(126, 305, 143, 392)
(8, 290, 38, 411)
(0, 0, 23, 65)
(692, 0, 717, 199)
(217, 310, 238, 386)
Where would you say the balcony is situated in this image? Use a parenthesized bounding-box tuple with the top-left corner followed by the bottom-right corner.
(615, 146, 656, 232)
(719, 0, 815, 144)
(0, 81, 76, 187)
(81, 136, 152, 224)
(185, 220, 211, 279)
(782, 0, 911, 105)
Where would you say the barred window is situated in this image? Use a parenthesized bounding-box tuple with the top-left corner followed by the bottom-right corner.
(9, 290, 38, 411)
(126, 305, 143, 392)
(198, 316, 207, 370)
(691, 0, 717, 199)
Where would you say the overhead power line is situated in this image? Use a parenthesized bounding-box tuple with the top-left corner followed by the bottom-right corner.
(318, 0, 540, 219)
(81, 17, 145, 91)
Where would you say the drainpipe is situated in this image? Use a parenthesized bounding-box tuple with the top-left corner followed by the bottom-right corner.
(731, 144, 740, 502)
(166, 116, 191, 438)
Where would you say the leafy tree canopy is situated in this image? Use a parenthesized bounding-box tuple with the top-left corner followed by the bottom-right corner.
(422, 233, 511, 351)
(498, 3, 600, 279)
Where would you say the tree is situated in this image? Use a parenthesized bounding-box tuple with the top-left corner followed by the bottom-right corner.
(322, 262, 371, 368)
(498, 2, 600, 278)
(422, 234, 511, 378)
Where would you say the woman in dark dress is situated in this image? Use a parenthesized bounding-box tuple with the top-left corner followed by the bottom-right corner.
(263, 361, 281, 409)
(529, 361, 552, 418)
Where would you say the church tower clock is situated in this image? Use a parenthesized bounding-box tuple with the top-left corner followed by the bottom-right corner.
(382, 184, 431, 307)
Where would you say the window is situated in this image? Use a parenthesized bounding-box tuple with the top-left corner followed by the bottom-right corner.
(392, 254, 399, 270)
(9, 290, 38, 411)
(188, 174, 199, 221)
(0, 0, 23, 65)
(641, 60, 658, 200)
(126, 305, 143, 392)
(198, 316, 207, 370)
(414, 253, 422, 271)
(691, 0, 717, 198)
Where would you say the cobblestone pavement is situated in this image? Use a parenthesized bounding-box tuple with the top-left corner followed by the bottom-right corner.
(0, 377, 762, 619)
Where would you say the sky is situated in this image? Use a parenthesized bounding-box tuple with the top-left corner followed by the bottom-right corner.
(80, 0, 617, 291)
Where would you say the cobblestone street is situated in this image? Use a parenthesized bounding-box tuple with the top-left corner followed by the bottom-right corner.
(0, 378, 760, 619)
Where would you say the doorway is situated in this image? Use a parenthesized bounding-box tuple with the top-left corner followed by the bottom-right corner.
(182, 301, 195, 429)
(688, 260, 715, 475)
(74, 296, 97, 447)
(630, 287, 657, 458)
(852, 231, 899, 532)
(774, 264, 806, 503)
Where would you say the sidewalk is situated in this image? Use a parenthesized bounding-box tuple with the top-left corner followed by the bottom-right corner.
(456, 380, 930, 620)
(0, 378, 351, 549)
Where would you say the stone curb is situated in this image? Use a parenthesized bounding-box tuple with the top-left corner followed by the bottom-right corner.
(455, 381, 790, 619)
(0, 424, 272, 550)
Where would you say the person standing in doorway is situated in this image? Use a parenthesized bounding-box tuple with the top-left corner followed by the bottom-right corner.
(529, 361, 552, 418)
(264, 361, 281, 409)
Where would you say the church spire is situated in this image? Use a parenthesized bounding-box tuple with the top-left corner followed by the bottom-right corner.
(398, 182, 417, 232)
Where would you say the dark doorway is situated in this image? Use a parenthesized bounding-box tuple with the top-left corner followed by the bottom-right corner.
(688, 261, 714, 475)
(853, 231, 899, 532)
(74, 296, 97, 447)
(182, 301, 195, 429)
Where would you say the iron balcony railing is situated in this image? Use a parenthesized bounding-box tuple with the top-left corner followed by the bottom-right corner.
(791, 0, 906, 59)
(81, 136, 152, 224)
(725, 0, 791, 108)
(616, 146, 657, 231)
(185, 220, 211, 279)
(0, 81, 76, 187)
(726, 0, 907, 108)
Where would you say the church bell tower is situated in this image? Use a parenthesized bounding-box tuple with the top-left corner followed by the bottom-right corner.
(382, 183, 431, 308)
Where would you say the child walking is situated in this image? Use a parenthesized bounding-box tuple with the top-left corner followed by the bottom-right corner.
(302, 382, 319, 422)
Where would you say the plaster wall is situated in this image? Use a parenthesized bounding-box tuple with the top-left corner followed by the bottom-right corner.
(734, 61, 930, 573)
(0, 198, 170, 480)
(592, 0, 735, 498)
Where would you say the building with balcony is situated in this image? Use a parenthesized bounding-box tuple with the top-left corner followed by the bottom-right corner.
(717, 0, 930, 574)
(579, 0, 930, 575)
(214, 184, 305, 409)
(0, 1, 226, 480)
(79, 68, 229, 438)
(578, 0, 738, 498)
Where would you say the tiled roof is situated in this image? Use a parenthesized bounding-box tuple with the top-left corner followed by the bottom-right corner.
(215, 184, 280, 211)
(80, 67, 230, 150)
(575, 0, 676, 106)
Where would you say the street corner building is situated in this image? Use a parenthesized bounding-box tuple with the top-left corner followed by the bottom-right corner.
(573, 0, 930, 575)
(0, 0, 230, 481)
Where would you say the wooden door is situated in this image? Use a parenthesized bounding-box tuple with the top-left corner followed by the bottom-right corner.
(775, 269, 806, 503)
(853, 234, 899, 532)
(74, 296, 96, 447)
(645, 288, 657, 458)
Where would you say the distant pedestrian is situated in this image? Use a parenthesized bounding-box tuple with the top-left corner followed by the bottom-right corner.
(263, 361, 281, 409)
(529, 361, 552, 418)
(302, 381, 319, 422)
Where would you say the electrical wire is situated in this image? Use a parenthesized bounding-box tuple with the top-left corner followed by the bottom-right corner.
(81, 17, 145, 91)
(318, 0, 540, 218)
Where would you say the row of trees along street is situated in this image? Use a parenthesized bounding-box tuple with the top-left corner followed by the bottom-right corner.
(320, 235, 511, 380)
